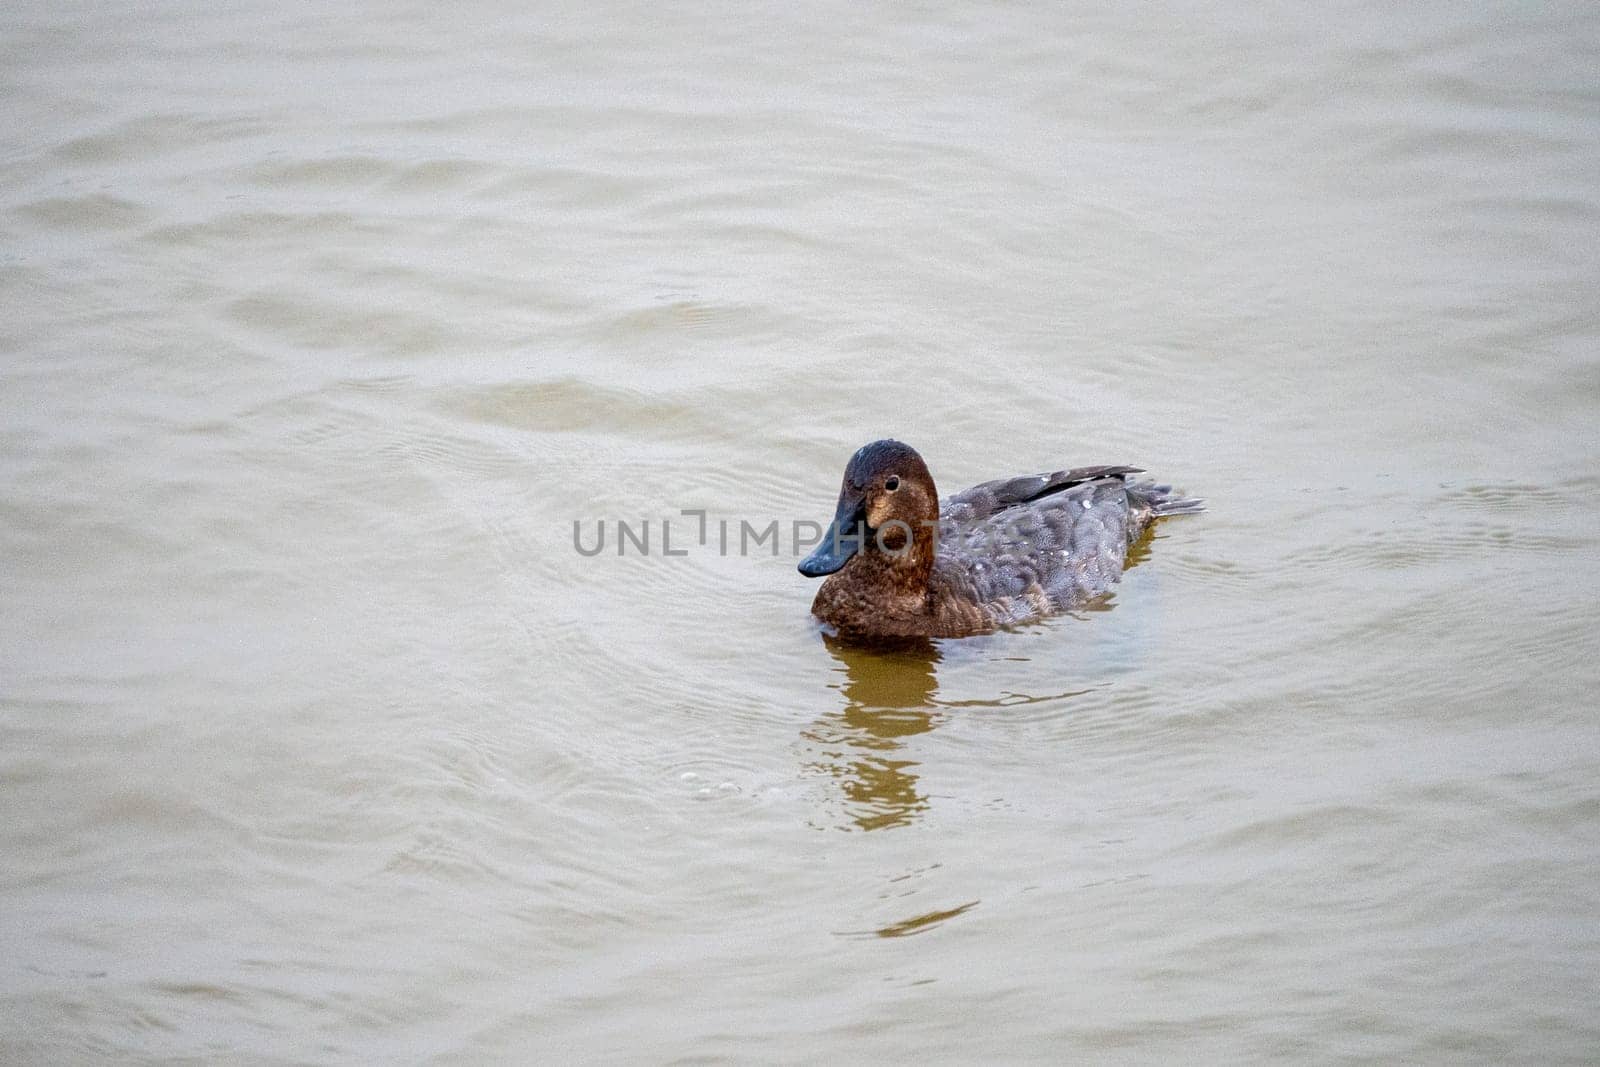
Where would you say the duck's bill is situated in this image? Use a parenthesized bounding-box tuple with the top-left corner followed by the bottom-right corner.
(798, 498, 866, 578)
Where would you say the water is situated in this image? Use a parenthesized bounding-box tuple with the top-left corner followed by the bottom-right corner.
(3, 1, 1599, 1061)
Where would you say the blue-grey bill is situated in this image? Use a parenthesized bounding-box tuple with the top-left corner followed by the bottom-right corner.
(798, 500, 865, 578)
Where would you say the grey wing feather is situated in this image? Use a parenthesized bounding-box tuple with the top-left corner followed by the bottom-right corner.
(940, 465, 1143, 525)
(938, 478, 1140, 616)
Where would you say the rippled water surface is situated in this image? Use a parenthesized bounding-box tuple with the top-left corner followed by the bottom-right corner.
(4, 2, 1600, 1062)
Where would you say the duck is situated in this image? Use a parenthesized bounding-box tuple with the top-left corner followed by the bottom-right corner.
(797, 439, 1201, 639)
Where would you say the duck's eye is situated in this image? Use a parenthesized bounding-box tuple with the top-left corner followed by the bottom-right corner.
(885, 475, 900, 492)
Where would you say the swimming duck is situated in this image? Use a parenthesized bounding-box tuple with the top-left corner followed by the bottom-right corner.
(798, 439, 1201, 639)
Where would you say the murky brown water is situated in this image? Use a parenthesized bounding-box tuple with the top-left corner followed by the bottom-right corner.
(4, 1, 1599, 1061)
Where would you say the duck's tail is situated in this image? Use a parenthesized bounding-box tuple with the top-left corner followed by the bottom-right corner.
(1127, 479, 1205, 518)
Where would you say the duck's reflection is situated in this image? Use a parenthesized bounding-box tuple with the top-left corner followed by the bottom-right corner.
(802, 635, 944, 832)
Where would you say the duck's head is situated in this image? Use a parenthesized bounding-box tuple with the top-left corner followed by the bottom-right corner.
(798, 439, 939, 578)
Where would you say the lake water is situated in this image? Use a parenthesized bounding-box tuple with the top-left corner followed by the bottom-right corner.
(3, 1, 1599, 1062)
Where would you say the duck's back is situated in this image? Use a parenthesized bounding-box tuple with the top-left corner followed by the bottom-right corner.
(933, 468, 1198, 628)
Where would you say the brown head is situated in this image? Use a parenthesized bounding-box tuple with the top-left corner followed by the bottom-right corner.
(798, 439, 939, 581)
